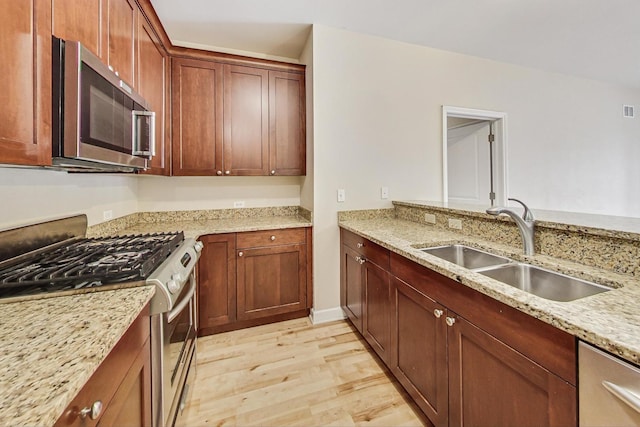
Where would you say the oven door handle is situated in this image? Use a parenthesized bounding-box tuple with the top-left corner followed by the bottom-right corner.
(167, 278, 195, 323)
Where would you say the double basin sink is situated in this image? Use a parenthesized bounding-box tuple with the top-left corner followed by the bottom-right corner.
(421, 244, 612, 302)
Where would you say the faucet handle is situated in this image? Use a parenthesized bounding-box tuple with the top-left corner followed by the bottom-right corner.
(508, 198, 534, 221)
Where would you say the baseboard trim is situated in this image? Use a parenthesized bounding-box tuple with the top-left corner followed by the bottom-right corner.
(309, 307, 346, 324)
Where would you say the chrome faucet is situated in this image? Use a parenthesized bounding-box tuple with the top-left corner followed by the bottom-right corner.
(486, 198, 535, 255)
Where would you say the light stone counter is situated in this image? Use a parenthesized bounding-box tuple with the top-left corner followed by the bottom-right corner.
(0, 286, 155, 426)
(339, 217, 640, 365)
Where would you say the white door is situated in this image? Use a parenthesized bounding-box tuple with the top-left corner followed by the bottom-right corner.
(447, 121, 492, 204)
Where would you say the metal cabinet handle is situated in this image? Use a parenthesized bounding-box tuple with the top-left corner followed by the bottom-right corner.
(602, 381, 640, 414)
(216, 170, 222, 176)
(270, 235, 276, 241)
(433, 309, 443, 318)
(79, 400, 103, 420)
(238, 251, 244, 257)
(270, 170, 276, 175)
(356, 243, 364, 249)
(355, 256, 366, 265)
(225, 170, 230, 175)
(445, 316, 456, 327)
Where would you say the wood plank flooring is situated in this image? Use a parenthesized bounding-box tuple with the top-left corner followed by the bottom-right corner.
(177, 318, 427, 426)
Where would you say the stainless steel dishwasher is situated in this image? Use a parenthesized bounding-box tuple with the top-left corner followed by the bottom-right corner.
(579, 341, 640, 426)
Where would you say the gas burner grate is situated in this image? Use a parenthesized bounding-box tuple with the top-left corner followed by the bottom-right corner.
(0, 231, 184, 297)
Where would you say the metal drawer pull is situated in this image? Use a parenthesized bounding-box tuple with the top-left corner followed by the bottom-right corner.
(79, 400, 103, 420)
(433, 309, 443, 318)
(356, 243, 364, 248)
(270, 235, 276, 241)
(445, 317, 456, 327)
(602, 381, 640, 414)
(354, 256, 366, 265)
(239, 251, 244, 257)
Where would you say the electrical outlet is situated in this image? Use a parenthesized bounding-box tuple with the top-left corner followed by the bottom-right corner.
(448, 218, 462, 230)
(233, 201, 245, 208)
(337, 189, 346, 203)
(380, 186, 389, 199)
(103, 210, 113, 221)
(424, 213, 436, 224)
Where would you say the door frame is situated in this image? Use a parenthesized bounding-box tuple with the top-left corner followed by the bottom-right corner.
(442, 106, 509, 207)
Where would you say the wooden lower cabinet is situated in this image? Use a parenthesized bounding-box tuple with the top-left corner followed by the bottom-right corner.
(393, 277, 448, 427)
(339, 228, 577, 427)
(55, 306, 151, 427)
(198, 227, 312, 335)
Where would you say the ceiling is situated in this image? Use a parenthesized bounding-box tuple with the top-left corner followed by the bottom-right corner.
(150, 0, 640, 89)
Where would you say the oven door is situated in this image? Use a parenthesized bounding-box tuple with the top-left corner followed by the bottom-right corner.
(163, 274, 197, 426)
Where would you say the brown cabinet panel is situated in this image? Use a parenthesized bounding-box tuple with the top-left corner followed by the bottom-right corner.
(171, 58, 224, 175)
(342, 229, 389, 269)
(236, 228, 306, 249)
(137, 13, 168, 175)
(448, 315, 576, 427)
(223, 65, 269, 175)
(198, 234, 236, 335)
(341, 245, 364, 333)
(0, 0, 51, 166)
(269, 71, 305, 175)
(393, 277, 448, 427)
(363, 260, 391, 363)
(55, 306, 151, 427)
(52, 0, 102, 57)
(237, 243, 306, 320)
(106, 0, 136, 87)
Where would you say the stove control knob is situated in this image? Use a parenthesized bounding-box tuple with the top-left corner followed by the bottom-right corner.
(194, 241, 204, 252)
(172, 273, 183, 282)
(167, 279, 180, 294)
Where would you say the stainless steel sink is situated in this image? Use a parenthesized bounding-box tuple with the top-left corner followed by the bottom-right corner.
(421, 244, 512, 270)
(478, 263, 612, 302)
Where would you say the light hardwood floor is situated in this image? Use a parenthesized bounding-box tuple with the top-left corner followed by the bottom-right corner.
(177, 318, 427, 427)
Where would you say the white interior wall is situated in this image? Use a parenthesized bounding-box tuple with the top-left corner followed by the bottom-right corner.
(136, 176, 302, 211)
(0, 168, 138, 229)
(310, 24, 640, 313)
(299, 30, 314, 212)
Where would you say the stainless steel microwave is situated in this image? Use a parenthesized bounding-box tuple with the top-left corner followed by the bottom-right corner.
(52, 37, 155, 172)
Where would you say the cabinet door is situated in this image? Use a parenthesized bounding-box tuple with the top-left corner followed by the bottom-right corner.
(97, 338, 152, 427)
(393, 277, 448, 427)
(268, 71, 305, 176)
(0, 0, 51, 166)
(223, 65, 269, 176)
(137, 13, 168, 175)
(341, 245, 364, 333)
(52, 0, 102, 57)
(363, 260, 391, 363)
(172, 58, 224, 175)
(236, 244, 306, 320)
(447, 314, 577, 427)
(198, 234, 236, 335)
(106, 0, 136, 87)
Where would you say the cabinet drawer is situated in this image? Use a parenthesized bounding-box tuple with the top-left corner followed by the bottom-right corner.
(341, 229, 390, 270)
(237, 228, 306, 248)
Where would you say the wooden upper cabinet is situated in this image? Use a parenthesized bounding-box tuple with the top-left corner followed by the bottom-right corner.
(106, 0, 137, 87)
(0, 0, 51, 167)
(52, 0, 102, 57)
(137, 13, 169, 175)
(269, 71, 306, 175)
(171, 58, 224, 175)
(223, 65, 269, 176)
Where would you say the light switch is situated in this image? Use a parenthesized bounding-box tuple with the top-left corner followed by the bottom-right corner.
(337, 189, 346, 202)
(381, 186, 389, 199)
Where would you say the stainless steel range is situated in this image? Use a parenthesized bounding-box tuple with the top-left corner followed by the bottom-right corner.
(0, 215, 201, 427)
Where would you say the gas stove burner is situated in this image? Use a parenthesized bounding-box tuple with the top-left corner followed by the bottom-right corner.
(0, 231, 185, 298)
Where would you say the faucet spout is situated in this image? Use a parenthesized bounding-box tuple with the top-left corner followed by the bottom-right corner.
(486, 198, 535, 255)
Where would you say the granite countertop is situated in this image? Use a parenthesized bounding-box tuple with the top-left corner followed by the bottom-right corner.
(339, 217, 640, 365)
(115, 215, 312, 239)
(0, 286, 155, 426)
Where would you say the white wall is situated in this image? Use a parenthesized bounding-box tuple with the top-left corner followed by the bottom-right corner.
(0, 168, 138, 229)
(136, 175, 302, 211)
(310, 25, 640, 313)
(299, 28, 314, 212)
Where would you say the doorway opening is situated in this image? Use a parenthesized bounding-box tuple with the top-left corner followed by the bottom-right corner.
(442, 106, 508, 207)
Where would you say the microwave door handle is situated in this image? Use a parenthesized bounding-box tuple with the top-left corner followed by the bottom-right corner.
(131, 110, 155, 158)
